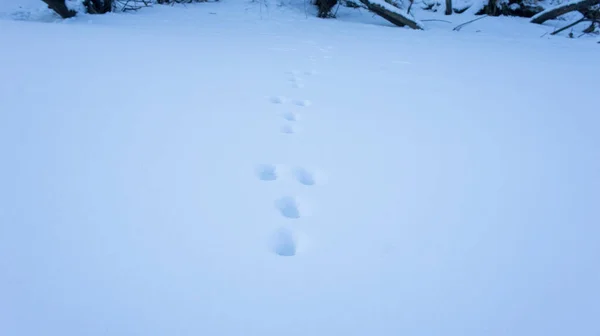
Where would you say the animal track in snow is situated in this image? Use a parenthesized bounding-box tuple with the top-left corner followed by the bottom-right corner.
(270, 228, 297, 257)
(281, 124, 294, 134)
(275, 196, 301, 219)
(288, 75, 304, 89)
(293, 99, 311, 107)
(293, 167, 315, 186)
(256, 164, 277, 181)
(282, 111, 297, 122)
(270, 96, 287, 104)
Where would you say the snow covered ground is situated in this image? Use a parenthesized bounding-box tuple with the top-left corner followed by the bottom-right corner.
(1, 1, 599, 335)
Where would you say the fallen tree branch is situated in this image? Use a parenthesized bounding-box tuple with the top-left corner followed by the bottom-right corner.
(531, 0, 600, 24)
(453, 15, 488, 31)
(551, 17, 588, 35)
(421, 19, 452, 23)
(358, 0, 423, 29)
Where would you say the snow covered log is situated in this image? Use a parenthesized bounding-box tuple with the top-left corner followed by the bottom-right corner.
(531, 0, 600, 24)
(41, 0, 77, 18)
(358, 0, 424, 29)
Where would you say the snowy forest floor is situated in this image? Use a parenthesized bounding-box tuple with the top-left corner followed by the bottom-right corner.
(1, 1, 599, 336)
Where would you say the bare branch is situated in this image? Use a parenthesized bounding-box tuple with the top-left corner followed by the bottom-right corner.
(551, 17, 588, 35)
(358, 0, 423, 29)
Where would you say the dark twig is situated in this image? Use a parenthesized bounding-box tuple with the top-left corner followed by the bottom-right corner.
(421, 19, 452, 23)
(551, 17, 588, 35)
(334, 0, 342, 17)
(407, 0, 414, 15)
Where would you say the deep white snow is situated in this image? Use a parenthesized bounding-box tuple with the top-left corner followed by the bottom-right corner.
(1, 1, 599, 336)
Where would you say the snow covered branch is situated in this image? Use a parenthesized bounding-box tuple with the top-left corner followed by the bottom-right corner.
(358, 0, 424, 29)
(531, 0, 600, 24)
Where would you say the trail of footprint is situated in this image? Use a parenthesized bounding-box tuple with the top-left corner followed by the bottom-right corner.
(287, 69, 317, 89)
(270, 227, 297, 257)
(259, 69, 321, 257)
(275, 196, 301, 219)
(256, 164, 277, 181)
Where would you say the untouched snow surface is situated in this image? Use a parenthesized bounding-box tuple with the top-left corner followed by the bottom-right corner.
(1, 2, 600, 336)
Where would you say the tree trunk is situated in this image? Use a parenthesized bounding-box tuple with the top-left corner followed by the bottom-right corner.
(445, 0, 453, 15)
(41, 0, 77, 18)
(531, 0, 600, 24)
(358, 0, 423, 29)
(315, 0, 338, 17)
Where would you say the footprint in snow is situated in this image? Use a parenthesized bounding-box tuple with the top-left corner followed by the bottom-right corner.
(281, 124, 294, 134)
(256, 164, 277, 181)
(275, 196, 301, 219)
(270, 96, 287, 104)
(288, 75, 304, 89)
(282, 111, 297, 122)
(293, 167, 315, 186)
(270, 227, 298, 257)
(293, 99, 311, 107)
